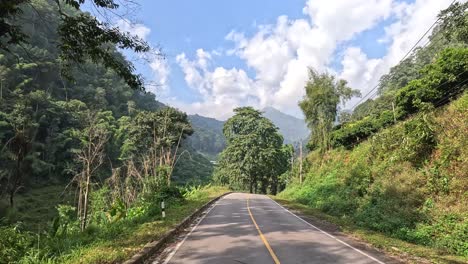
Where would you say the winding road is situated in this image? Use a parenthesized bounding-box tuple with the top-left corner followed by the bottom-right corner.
(158, 193, 396, 264)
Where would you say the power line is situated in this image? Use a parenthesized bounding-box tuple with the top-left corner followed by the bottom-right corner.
(349, 0, 458, 111)
(433, 77, 468, 107)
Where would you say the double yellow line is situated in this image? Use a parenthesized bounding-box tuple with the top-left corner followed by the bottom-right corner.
(247, 195, 281, 264)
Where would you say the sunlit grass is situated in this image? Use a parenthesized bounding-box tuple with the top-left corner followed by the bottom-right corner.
(273, 197, 467, 264)
(61, 186, 229, 264)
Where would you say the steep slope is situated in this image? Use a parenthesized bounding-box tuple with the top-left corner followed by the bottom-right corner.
(262, 107, 309, 144)
(280, 93, 468, 259)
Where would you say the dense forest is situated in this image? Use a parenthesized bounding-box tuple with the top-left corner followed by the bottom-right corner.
(186, 114, 226, 160)
(0, 1, 222, 263)
(280, 2, 467, 260)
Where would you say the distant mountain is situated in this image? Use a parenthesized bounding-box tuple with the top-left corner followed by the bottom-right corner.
(262, 107, 309, 144)
(185, 108, 309, 159)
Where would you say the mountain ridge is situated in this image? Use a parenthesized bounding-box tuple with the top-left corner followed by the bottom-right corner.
(186, 107, 309, 159)
(261, 107, 309, 144)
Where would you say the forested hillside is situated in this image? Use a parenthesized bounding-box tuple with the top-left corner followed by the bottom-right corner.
(0, 1, 222, 263)
(187, 107, 310, 160)
(262, 107, 309, 144)
(279, 2, 467, 261)
(186, 114, 226, 160)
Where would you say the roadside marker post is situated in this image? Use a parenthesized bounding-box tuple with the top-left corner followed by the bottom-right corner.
(161, 201, 166, 218)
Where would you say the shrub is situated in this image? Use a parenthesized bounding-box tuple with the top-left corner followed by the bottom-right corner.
(0, 225, 34, 263)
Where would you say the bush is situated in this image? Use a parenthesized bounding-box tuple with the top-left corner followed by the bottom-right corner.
(396, 47, 468, 116)
(0, 225, 34, 263)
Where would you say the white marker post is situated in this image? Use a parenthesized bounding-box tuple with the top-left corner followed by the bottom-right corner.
(161, 201, 165, 218)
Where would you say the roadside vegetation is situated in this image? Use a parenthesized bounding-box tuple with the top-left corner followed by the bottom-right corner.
(279, 2, 468, 262)
(1, 185, 228, 263)
(0, 1, 227, 263)
(213, 107, 292, 194)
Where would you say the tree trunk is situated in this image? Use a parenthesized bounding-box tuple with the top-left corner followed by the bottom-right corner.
(260, 178, 267, 194)
(9, 189, 14, 208)
(271, 177, 278, 195)
(10, 150, 23, 208)
(299, 141, 303, 184)
(81, 164, 91, 231)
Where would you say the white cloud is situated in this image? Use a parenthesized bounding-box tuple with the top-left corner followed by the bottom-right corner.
(172, 0, 456, 119)
(342, 0, 456, 108)
(174, 49, 258, 119)
(340, 47, 382, 94)
(116, 19, 151, 40)
(147, 57, 170, 94)
(114, 19, 171, 94)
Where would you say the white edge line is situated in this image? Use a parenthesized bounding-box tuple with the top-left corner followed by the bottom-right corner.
(268, 197, 386, 264)
(161, 199, 220, 264)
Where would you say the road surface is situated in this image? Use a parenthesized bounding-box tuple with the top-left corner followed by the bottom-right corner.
(160, 193, 393, 264)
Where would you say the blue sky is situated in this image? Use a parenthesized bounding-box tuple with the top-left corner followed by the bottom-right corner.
(109, 0, 456, 119)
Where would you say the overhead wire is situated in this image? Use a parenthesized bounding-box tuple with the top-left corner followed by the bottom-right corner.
(349, 0, 459, 111)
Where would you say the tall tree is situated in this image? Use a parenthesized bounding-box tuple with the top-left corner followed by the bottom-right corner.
(215, 107, 290, 194)
(299, 69, 360, 152)
(72, 110, 114, 231)
(0, 0, 153, 90)
(119, 107, 193, 188)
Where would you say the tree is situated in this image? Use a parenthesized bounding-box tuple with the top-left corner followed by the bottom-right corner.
(299, 68, 360, 152)
(119, 107, 193, 188)
(214, 107, 290, 194)
(0, 0, 153, 90)
(438, 2, 468, 44)
(396, 47, 468, 116)
(0, 91, 37, 207)
(72, 110, 114, 231)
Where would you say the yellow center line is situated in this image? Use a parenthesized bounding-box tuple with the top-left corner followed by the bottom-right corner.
(247, 195, 281, 264)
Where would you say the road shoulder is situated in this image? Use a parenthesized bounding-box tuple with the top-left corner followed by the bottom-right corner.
(271, 197, 467, 264)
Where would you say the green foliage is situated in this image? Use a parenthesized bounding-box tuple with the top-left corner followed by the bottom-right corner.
(214, 107, 291, 194)
(438, 2, 468, 44)
(299, 68, 360, 152)
(280, 94, 468, 256)
(396, 47, 468, 116)
(1, 0, 151, 90)
(333, 46, 467, 149)
(0, 225, 34, 264)
(52, 204, 78, 237)
(336, 2, 468, 150)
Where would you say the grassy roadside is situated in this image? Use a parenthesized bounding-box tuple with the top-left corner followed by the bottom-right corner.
(1, 185, 229, 264)
(272, 197, 467, 264)
(61, 186, 230, 264)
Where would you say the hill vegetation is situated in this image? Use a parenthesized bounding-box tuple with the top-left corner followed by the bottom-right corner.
(0, 1, 223, 262)
(279, 2, 468, 261)
(262, 107, 309, 144)
(186, 114, 226, 160)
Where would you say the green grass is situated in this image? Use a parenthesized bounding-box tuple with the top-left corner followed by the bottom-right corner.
(1, 185, 229, 264)
(1, 185, 74, 231)
(58, 186, 229, 264)
(273, 197, 467, 264)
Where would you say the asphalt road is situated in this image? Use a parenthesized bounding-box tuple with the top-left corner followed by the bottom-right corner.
(161, 193, 392, 264)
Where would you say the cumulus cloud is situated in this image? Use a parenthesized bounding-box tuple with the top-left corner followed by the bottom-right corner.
(147, 57, 170, 94)
(173, 0, 456, 119)
(174, 49, 258, 119)
(115, 19, 170, 94)
(116, 19, 151, 40)
(342, 0, 456, 108)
